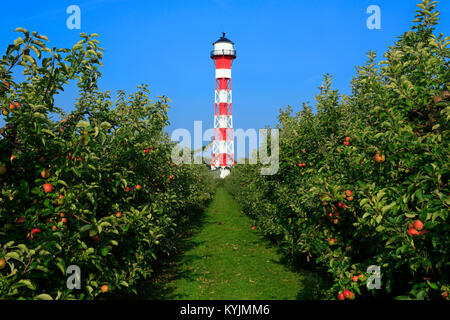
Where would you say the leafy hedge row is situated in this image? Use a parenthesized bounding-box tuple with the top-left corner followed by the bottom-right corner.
(0, 30, 215, 299)
(225, 0, 449, 300)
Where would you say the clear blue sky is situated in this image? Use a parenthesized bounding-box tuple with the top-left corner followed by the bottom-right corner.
(1, 0, 449, 155)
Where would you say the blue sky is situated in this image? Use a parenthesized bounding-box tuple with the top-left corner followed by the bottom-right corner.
(1, 0, 449, 157)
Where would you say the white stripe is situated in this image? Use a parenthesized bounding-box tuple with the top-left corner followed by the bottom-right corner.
(215, 115, 231, 128)
(215, 90, 232, 104)
(218, 90, 227, 103)
(215, 68, 231, 79)
(218, 141, 228, 153)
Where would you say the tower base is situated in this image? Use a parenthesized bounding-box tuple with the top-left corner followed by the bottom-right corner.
(211, 166, 231, 179)
(219, 167, 230, 179)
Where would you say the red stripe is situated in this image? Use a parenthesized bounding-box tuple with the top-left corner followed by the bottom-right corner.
(214, 56, 233, 69)
(218, 78, 229, 90)
(219, 103, 228, 115)
(220, 153, 227, 166)
(219, 128, 227, 140)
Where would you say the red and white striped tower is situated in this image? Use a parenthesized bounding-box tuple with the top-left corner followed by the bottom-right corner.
(211, 33, 236, 178)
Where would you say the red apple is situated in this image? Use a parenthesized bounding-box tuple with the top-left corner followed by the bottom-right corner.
(16, 217, 25, 224)
(408, 228, 419, 237)
(337, 292, 345, 300)
(135, 184, 142, 190)
(375, 153, 385, 163)
(345, 190, 352, 196)
(116, 212, 122, 218)
(0, 258, 6, 269)
(30, 228, 41, 239)
(343, 289, 352, 299)
(9, 102, 20, 110)
(345, 137, 350, 141)
(413, 220, 424, 231)
(43, 183, 53, 193)
(41, 168, 50, 179)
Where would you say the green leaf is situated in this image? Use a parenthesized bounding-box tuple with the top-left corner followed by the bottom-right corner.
(100, 122, 111, 129)
(394, 295, 411, 300)
(416, 290, 427, 300)
(427, 281, 439, 290)
(35, 293, 53, 300)
(405, 212, 417, 218)
(5, 252, 21, 261)
(57, 180, 69, 188)
(101, 247, 109, 256)
(76, 121, 90, 128)
(22, 55, 35, 64)
(56, 258, 66, 275)
(41, 129, 56, 137)
(14, 37, 24, 46)
(14, 27, 28, 34)
(80, 225, 92, 232)
(375, 215, 383, 224)
(35, 265, 49, 273)
(36, 34, 49, 41)
(17, 279, 36, 290)
(381, 202, 396, 214)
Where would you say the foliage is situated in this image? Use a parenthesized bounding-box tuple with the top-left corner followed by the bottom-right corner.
(0, 29, 215, 299)
(225, 0, 449, 300)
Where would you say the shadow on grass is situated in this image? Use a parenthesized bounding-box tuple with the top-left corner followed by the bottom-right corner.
(109, 207, 211, 300)
(262, 241, 332, 300)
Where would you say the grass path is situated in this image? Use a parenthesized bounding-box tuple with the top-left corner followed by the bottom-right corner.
(145, 187, 325, 300)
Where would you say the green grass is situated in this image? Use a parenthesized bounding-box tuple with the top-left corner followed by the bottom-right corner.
(143, 187, 326, 300)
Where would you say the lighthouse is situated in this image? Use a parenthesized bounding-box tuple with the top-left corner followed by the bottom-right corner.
(211, 33, 236, 178)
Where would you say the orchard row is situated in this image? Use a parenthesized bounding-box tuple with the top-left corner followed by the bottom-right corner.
(0, 29, 215, 299)
(225, 0, 449, 300)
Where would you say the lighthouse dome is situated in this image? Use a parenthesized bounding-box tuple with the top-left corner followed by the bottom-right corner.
(211, 33, 236, 58)
(213, 32, 234, 45)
